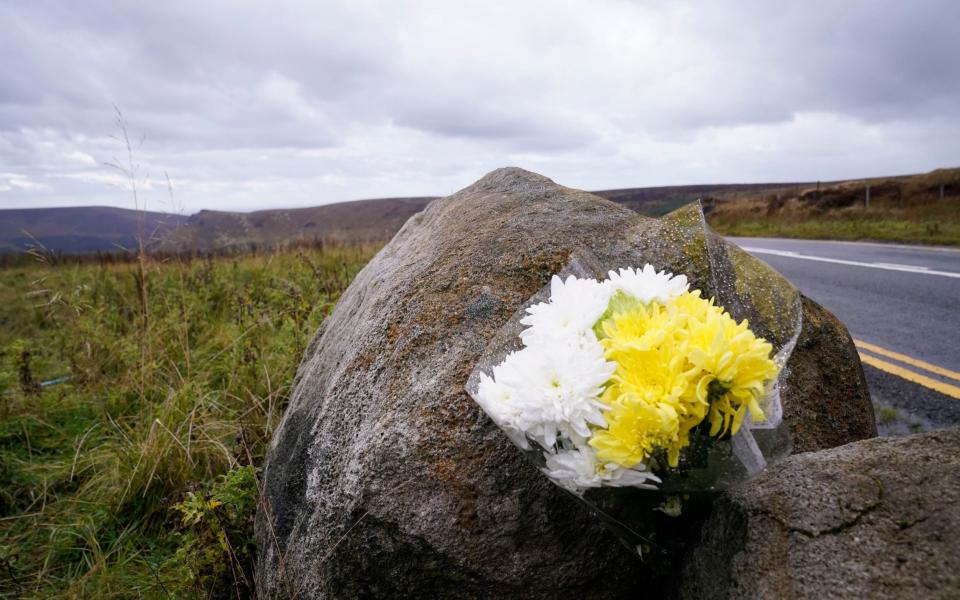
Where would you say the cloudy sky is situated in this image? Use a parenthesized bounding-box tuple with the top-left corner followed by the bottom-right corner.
(1, 1, 958, 213)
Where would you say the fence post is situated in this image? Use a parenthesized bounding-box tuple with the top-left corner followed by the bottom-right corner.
(940, 184, 945, 201)
(865, 184, 870, 208)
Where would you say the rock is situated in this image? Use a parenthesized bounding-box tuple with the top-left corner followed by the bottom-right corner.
(783, 297, 876, 453)
(256, 168, 876, 598)
(680, 427, 960, 599)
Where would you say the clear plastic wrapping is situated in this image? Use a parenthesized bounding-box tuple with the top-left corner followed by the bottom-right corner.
(466, 202, 802, 556)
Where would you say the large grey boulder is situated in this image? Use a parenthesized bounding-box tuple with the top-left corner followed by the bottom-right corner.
(782, 296, 875, 453)
(256, 168, 875, 598)
(680, 427, 960, 599)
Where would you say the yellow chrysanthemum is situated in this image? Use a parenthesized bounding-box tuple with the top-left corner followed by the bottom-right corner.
(684, 303, 778, 437)
(591, 308, 706, 468)
(588, 289, 779, 469)
(590, 389, 679, 468)
(599, 299, 675, 356)
(665, 288, 713, 324)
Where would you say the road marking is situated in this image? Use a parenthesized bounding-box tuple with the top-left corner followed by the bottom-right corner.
(872, 262, 929, 271)
(741, 247, 960, 279)
(854, 339, 960, 383)
(858, 353, 960, 400)
(729, 237, 960, 254)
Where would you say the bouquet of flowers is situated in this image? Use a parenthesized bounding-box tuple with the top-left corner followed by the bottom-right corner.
(466, 203, 800, 558)
(471, 264, 781, 495)
(467, 204, 802, 498)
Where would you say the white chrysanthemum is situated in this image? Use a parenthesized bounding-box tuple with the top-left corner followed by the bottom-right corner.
(542, 447, 661, 493)
(519, 275, 611, 348)
(475, 370, 531, 449)
(477, 339, 613, 450)
(606, 264, 688, 304)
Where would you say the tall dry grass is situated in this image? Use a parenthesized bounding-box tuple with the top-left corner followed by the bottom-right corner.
(0, 243, 377, 597)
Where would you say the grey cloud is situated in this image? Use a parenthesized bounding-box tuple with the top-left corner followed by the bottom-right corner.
(0, 0, 958, 212)
(391, 98, 598, 151)
(692, 1, 960, 121)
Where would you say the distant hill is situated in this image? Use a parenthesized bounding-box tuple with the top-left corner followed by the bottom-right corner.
(160, 197, 436, 252)
(3, 169, 954, 254)
(591, 182, 803, 217)
(706, 167, 960, 245)
(162, 184, 801, 253)
(0, 206, 187, 253)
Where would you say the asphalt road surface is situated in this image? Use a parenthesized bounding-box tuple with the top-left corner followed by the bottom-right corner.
(727, 237, 960, 435)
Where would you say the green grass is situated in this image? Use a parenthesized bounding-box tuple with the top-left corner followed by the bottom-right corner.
(705, 169, 960, 246)
(709, 217, 960, 246)
(0, 244, 377, 597)
(876, 405, 901, 425)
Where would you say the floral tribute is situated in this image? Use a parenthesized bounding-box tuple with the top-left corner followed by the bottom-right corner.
(473, 265, 779, 493)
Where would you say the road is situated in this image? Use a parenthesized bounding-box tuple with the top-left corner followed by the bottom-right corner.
(726, 237, 960, 435)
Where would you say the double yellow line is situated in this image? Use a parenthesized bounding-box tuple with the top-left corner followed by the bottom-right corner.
(854, 339, 960, 400)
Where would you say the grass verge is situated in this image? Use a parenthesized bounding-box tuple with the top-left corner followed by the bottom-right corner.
(705, 168, 960, 246)
(709, 217, 960, 246)
(0, 243, 377, 597)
